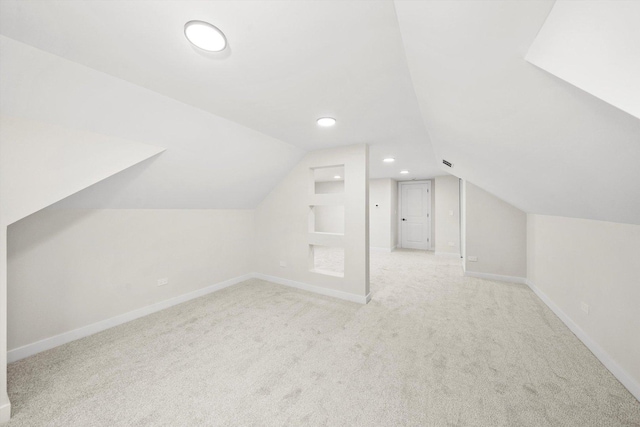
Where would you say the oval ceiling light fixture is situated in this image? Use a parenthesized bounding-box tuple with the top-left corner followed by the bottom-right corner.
(383, 158, 395, 163)
(400, 170, 409, 174)
(317, 117, 336, 127)
(334, 175, 342, 179)
(184, 20, 227, 52)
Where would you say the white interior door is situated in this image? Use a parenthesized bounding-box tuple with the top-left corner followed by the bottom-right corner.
(399, 181, 431, 250)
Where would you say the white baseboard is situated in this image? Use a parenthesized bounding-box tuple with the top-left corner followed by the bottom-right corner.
(7, 273, 254, 363)
(464, 271, 527, 285)
(252, 273, 369, 305)
(527, 280, 640, 402)
(370, 246, 393, 253)
(7, 271, 371, 363)
(0, 392, 10, 424)
(435, 251, 461, 258)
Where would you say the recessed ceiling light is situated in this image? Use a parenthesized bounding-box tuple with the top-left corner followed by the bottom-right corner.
(334, 175, 342, 179)
(400, 170, 409, 174)
(317, 117, 336, 127)
(383, 158, 395, 163)
(184, 20, 227, 52)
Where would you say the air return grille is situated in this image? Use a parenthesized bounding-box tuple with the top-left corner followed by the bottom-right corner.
(442, 159, 453, 167)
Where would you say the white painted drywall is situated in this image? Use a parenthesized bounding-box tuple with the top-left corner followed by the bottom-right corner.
(434, 175, 460, 256)
(0, 2, 441, 179)
(0, 36, 304, 210)
(526, 1, 640, 119)
(370, 179, 394, 250)
(390, 179, 398, 249)
(255, 144, 369, 299)
(527, 214, 640, 398)
(0, 115, 164, 226)
(0, 227, 9, 420)
(396, 1, 640, 225)
(460, 180, 466, 264)
(464, 182, 526, 279)
(7, 209, 255, 351)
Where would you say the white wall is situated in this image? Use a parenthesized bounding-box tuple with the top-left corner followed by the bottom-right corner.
(7, 208, 255, 353)
(0, 227, 8, 420)
(434, 175, 460, 256)
(255, 144, 369, 301)
(527, 214, 640, 399)
(460, 180, 466, 264)
(390, 179, 398, 249)
(369, 178, 395, 250)
(464, 182, 526, 280)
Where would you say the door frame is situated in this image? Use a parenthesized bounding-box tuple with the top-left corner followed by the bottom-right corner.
(397, 180, 432, 250)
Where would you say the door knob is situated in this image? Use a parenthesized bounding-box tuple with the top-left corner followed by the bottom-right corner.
(402, 218, 406, 221)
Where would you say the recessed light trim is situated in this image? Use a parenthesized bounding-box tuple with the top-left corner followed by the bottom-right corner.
(383, 158, 395, 163)
(317, 117, 336, 127)
(400, 170, 409, 174)
(184, 20, 227, 52)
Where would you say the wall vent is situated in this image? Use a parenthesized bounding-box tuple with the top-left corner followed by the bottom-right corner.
(442, 159, 453, 168)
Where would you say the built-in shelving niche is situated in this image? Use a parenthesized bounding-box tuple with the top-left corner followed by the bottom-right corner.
(309, 165, 345, 278)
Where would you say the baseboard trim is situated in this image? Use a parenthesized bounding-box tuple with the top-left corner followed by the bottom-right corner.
(370, 246, 393, 253)
(7, 273, 254, 363)
(527, 280, 640, 402)
(252, 273, 369, 305)
(435, 251, 461, 258)
(464, 271, 527, 285)
(0, 392, 10, 424)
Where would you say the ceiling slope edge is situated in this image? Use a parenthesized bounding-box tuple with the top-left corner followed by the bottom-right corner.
(0, 115, 165, 226)
(394, 0, 640, 225)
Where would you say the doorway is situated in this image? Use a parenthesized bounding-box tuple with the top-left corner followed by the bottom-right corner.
(398, 181, 431, 250)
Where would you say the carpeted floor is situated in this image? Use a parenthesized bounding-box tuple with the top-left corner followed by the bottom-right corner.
(7, 250, 640, 426)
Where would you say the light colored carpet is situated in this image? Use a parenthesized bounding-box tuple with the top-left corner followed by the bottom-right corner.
(7, 250, 640, 426)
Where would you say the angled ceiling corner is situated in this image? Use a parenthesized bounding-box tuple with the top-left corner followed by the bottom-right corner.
(394, 0, 640, 225)
(0, 115, 165, 226)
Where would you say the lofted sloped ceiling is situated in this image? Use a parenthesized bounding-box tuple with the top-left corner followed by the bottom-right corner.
(526, 1, 640, 120)
(0, 0, 440, 188)
(2, 1, 638, 221)
(395, 0, 640, 225)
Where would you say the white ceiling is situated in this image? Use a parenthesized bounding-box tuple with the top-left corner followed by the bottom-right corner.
(0, 0, 440, 181)
(395, 0, 640, 224)
(1, 1, 638, 222)
(526, 1, 640, 120)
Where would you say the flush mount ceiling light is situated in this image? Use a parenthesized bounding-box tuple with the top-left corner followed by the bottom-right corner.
(184, 20, 227, 52)
(334, 175, 342, 179)
(383, 158, 395, 163)
(400, 170, 409, 174)
(317, 117, 336, 127)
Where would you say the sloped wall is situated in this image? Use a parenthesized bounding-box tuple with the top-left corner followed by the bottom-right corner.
(464, 182, 527, 280)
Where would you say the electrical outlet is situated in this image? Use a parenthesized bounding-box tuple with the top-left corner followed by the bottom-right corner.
(157, 278, 169, 286)
(449, 210, 454, 216)
(581, 302, 590, 314)
(468, 256, 478, 262)
(448, 241, 455, 247)
(279, 261, 287, 268)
